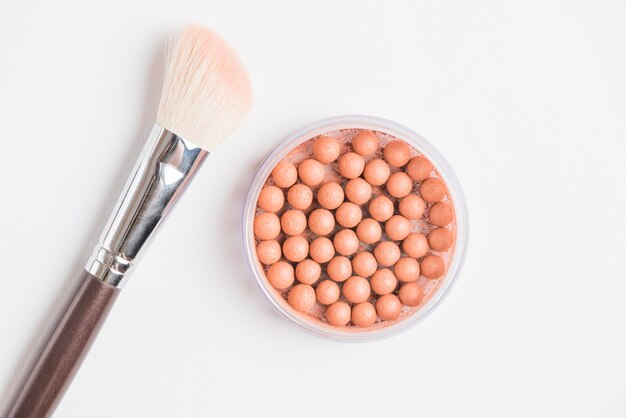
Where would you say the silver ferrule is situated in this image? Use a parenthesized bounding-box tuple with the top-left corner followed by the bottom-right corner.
(86, 124, 208, 288)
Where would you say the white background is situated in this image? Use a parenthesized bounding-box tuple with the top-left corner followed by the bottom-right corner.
(1, 1, 625, 417)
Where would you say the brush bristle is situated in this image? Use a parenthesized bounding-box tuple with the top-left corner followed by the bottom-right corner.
(156, 25, 251, 151)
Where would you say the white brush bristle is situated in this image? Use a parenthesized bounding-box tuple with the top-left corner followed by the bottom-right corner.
(156, 25, 252, 151)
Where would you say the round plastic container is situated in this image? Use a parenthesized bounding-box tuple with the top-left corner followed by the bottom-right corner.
(242, 115, 468, 341)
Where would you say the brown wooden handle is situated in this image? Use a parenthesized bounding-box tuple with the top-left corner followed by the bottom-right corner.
(2, 271, 119, 418)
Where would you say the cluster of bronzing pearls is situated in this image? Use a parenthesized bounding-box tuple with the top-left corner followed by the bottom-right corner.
(253, 130, 455, 328)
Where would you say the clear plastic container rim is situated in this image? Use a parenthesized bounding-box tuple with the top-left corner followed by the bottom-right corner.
(241, 115, 469, 342)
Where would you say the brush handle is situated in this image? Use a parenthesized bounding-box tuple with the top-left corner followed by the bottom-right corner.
(2, 271, 119, 418)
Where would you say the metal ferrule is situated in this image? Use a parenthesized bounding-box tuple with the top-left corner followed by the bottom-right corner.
(86, 124, 208, 288)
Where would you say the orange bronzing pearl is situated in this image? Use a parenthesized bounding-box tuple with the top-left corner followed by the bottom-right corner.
(282, 235, 309, 262)
(402, 233, 429, 258)
(393, 257, 420, 282)
(333, 229, 359, 256)
(376, 294, 402, 321)
(351, 302, 377, 327)
(316, 280, 340, 305)
(420, 254, 445, 279)
(383, 140, 411, 167)
(356, 218, 382, 244)
(256, 240, 281, 265)
(317, 181, 344, 210)
(312, 135, 341, 163)
(287, 184, 313, 210)
(363, 159, 390, 186)
(338, 152, 365, 179)
(257, 186, 284, 213)
(288, 284, 316, 312)
(398, 282, 424, 307)
(345, 178, 372, 205)
(370, 268, 398, 296)
(351, 252, 377, 278)
(398, 194, 425, 219)
(266, 261, 294, 290)
(327, 256, 352, 282)
(335, 202, 362, 228)
(420, 177, 447, 202)
(429, 202, 453, 226)
(428, 228, 454, 251)
(253, 212, 281, 240)
(368, 196, 394, 222)
(342, 276, 371, 304)
(308, 209, 335, 236)
(385, 215, 412, 241)
(406, 156, 433, 181)
(374, 241, 401, 266)
(295, 259, 321, 285)
(386, 172, 413, 198)
(271, 161, 297, 188)
(326, 301, 351, 326)
(352, 131, 379, 156)
(280, 209, 307, 236)
(309, 237, 335, 263)
(298, 159, 325, 186)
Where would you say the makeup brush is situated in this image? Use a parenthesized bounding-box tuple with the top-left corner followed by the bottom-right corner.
(2, 25, 251, 418)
